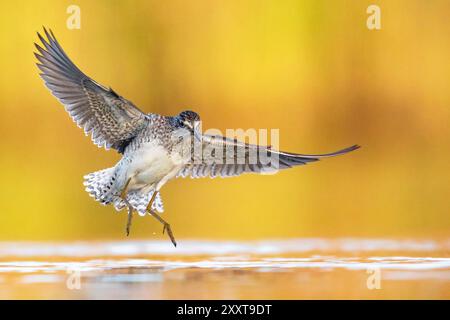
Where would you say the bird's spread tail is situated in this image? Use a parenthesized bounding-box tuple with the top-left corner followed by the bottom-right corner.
(83, 167, 117, 204)
(83, 168, 164, 215)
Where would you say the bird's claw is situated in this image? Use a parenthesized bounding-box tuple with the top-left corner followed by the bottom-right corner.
(163, 223, 177, 247)
(148, 210, 177, 247)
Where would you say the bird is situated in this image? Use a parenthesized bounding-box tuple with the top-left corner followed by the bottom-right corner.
(34, 28, 359, 247)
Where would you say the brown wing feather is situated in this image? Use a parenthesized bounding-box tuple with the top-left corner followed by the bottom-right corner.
(178, 134, 359, 178)
(34, 28, 147, 153)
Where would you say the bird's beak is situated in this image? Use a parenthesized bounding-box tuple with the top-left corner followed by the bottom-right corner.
(193, 121, 202, 141)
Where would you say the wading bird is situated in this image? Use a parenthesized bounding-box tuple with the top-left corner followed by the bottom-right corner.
(35, 28, 359, 247)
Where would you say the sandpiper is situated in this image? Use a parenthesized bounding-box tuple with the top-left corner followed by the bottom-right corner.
(35, 28, 359, 247)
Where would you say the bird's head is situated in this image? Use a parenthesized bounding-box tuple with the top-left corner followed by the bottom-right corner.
(176, 110, 201, 132)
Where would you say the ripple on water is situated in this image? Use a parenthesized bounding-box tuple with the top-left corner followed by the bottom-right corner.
(0, 238, 448, 257)
(0, 239, 448, 299)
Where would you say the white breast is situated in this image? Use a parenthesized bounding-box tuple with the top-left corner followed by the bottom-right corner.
(125, 128, 193, 192)
(127, 142, 176, 190)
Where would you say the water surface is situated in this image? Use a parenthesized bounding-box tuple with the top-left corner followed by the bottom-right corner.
(0, 239, 448, 299)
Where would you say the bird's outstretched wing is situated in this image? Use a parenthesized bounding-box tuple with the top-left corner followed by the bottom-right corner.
(178, 133, 360, 178)
(34, 28, 147, 153)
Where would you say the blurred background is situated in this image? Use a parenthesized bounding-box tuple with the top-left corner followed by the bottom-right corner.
(0, 0, 448, 241)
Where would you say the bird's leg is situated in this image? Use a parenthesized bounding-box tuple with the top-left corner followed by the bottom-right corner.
(120, 177, 132, 199)
(125, 208, 133, 236)
(120, 178, 134, 236)
(148, 209, 177, 247)
(145, 191, 158, 213)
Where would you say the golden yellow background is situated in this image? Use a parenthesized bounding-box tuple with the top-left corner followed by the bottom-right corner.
(0, 0, 448, 241)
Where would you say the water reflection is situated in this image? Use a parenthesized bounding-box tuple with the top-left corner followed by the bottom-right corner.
(0, 238, 446, 257)
(0, 239, 448, 299)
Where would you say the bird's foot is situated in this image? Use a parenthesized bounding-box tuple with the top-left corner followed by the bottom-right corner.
(163, 223, 177, 247)
(148, 209, 177, 247)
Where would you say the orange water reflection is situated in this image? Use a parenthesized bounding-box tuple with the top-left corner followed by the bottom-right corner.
(0, 239, 448, 299)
